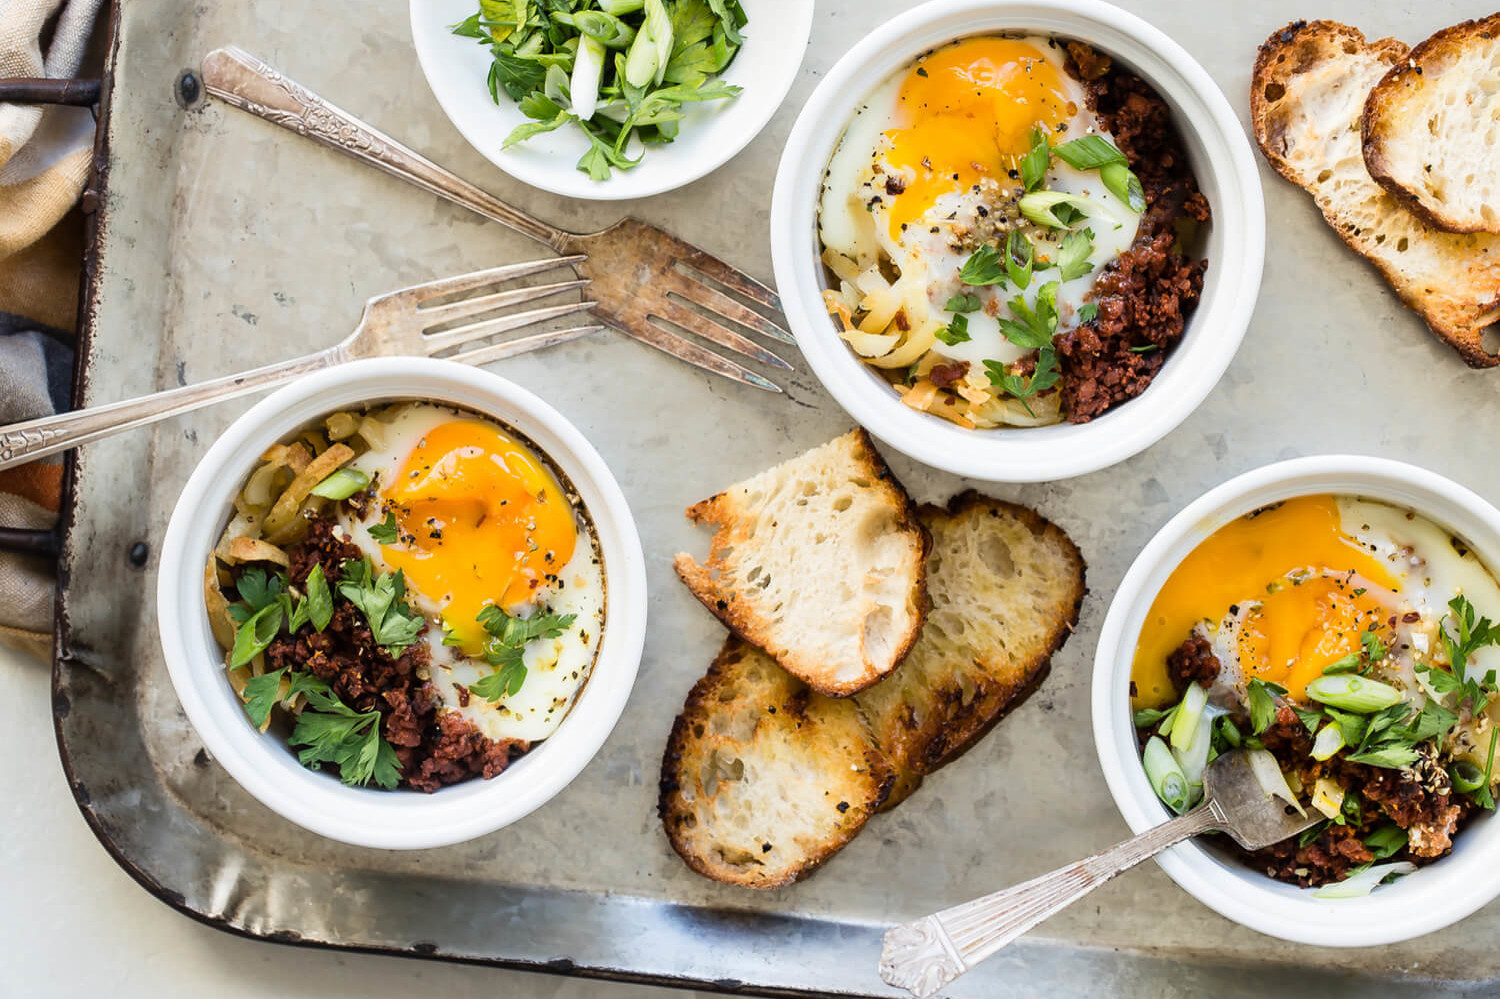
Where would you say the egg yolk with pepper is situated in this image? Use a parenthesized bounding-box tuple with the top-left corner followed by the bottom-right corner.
(881, 37, 1077, 238)
(377, 419, 576, 654)
(1132, 495, 1398, 707)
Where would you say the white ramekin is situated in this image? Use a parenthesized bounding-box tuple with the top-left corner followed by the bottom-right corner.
(769, 0, 1265, 482)
(157, 358, 647, 850)
(1093, 456, 1500, 946)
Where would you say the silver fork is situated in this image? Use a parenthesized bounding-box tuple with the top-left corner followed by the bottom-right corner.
(0, 258, 600, 471)
(198, 46, 793, 394)
(879, 750, 1321, 997)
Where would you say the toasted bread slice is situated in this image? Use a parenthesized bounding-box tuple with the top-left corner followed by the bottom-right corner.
(855, 493, 1085, 782)
(1363, 14, 1500, 234)
(674, 429, 929, 697)
(1251, 20, 1500, 367)
(658, 638, 896, 889)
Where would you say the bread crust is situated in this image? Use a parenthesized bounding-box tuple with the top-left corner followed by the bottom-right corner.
(1362, 13, 1500, 234)
(860, 491, 1086, 777)
(674, 428, 931, 697)
(1250, 20, 1500, 368)
(657, 638, 895, 888)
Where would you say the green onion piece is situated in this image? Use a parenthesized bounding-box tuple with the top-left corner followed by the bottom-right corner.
(644, 0, 673, 86)
(1174, 705, 1217, 794)
(309, 468, 370, 500)
(570, 34, 607, 120)
(1310, 722, 1345, 761)
(569, 11, 636, 48)
(1100, 161, 1146, 212)
(1304, 674, 1404, 714)
(1217, 715, 1242, 748)
(1312, 861, 1416, 900)
(1051, 134, 1127, 170)
(1169, 681, 1207, 751)
(1451, 760, 1486, 794)
(1247, 747, 1305, 817)
(1143, 736, 1190, 815)
(1018, 191, 1097, 230)
(597, 0, 644, 13)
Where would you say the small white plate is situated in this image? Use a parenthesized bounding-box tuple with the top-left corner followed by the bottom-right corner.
(409, 0, 814, 201)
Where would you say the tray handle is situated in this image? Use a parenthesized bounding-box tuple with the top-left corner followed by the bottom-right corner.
(0, 77, 101, 106)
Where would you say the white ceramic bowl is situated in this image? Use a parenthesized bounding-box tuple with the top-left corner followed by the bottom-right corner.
(1093, 455, 1500, 946)
(769, 0, 1265, 482)
(409, 0, 814, 201)
(157, 358, 648, 850)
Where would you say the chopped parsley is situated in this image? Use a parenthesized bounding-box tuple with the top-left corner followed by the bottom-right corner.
(336, 557, 427, 654)
(935, 313, 971, 346)
(958, 243, 1006, 287)
(470, 605, 578, 704)
(1245, 678, 1286, 735)
(368, 510, 400, 544)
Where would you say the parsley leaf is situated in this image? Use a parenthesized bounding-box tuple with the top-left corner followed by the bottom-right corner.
(1056, 229, 1095, 282)
(336, 558, 427, 654)
(1018, 125, 1050, 192)
(997, 283, 1060, 350)
(1077, 302, 1099, 323)
(1347, 745, 1421, 769)
(935, 314, 971, 346)
(235, 567, 283, 613)
(305, 564, 333, 633)
(1362, 630, 1388, 663)
(1246, 678, 1285, 735)
(368, 511, 400, 545)
(944, 292, 981, 314)
(958, 243, 1006, 286)
(288, 698, 400, 790)
(241, 667, 288, 729)
(1363, 823, 1408, 861)
(1292, 705, 1323, 734)
(983, 348, 1060, 417)
(470, 606, 578, 704)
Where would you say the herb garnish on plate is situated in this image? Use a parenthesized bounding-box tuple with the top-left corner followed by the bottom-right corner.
(453, 0, 749, 180)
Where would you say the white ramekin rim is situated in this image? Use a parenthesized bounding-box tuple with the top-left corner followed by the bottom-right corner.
(769, 0, 1265, 482)
(157, 358, 647, 850)
(1092, 455, 1500, 946)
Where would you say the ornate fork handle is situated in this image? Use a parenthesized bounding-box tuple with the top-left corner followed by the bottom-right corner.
(198, 46, 567, 251)
(879, 803, 1224, 998)
(0, 351, 336, 472)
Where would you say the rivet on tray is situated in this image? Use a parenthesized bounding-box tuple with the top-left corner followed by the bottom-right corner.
(127, 541, 149, 568)
(174, 69, 203, 109)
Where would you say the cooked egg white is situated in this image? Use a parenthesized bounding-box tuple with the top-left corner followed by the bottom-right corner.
(818, 35, 1141, 368)
(339, 403, 605, 742)
(1131, 495, 1500, 762)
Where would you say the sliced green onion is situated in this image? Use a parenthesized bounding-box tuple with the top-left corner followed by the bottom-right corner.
(1310, 776, 1345, 819)
(597, 0, 644, 15)
(1305, 674, 1404, 713)
(1174, 705, 1218, 796)
(570, 34, 607, 120)
(563, 11, 636, 48)
(1143, 736, 1190, 815)
(309, 468, 370, 500)
(1018, 191, 1098, 230)
(1051, 134, 1127, 170)
(645, 0, 673, 86)
(1217, 715, 1242, 748)
(1100, 161, 1145, 212)
(1310, 722, 1346, 761)
(1247, 747, 1306, 817)
(1312, 861, 1417, 900)
(1451, 760, 1486, 794)
(1169, 681, 1208, 751)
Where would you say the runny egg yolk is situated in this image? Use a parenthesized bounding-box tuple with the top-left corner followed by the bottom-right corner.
(377, 420, 577, 654)
(882, 37, 1075, 239)
(1132, 495, 1398, 708)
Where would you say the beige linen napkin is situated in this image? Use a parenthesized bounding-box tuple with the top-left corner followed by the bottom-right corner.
(0, 0, 105, 661)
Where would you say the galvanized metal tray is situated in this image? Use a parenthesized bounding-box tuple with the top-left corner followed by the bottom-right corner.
(52, 0, 1500, 995)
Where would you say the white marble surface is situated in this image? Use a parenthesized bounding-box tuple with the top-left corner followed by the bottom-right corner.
(0, 642, 703, 998)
